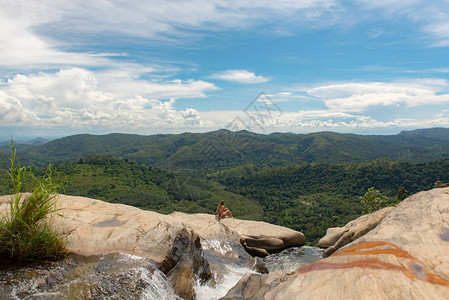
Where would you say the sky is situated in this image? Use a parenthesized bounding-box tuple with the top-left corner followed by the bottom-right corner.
(1, 0, 449, 139)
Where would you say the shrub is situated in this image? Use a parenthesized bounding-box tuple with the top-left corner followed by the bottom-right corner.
(0, 140, 67, 261)
(360, 187, 391, 214)
(396, 186, 409, 203)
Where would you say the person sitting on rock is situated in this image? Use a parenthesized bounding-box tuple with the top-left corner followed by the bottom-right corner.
(217, 200, 233, 220)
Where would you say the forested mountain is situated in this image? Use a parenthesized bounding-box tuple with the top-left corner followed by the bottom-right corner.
(2, 152, 449, 244)
(7, 127, 449, 171)
(0, 155, 263, 221)
(3, 127, 449, 244)
(209, 159, 449, 242)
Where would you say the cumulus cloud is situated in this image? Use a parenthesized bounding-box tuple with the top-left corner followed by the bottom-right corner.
(0, 91, 38, 124)
(199, 78, 449, 133)
(2, 70, 448, 133)
(307, 80, 449, 112)
(0, 68, 217, 129)
(6, 68, 112, 110)
(211, 70, 270, 84)
(202, 108, 449, 133)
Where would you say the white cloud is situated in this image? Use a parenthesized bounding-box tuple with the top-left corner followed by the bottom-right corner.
(423, 22, 449, 47)
(0, 5, 104, 69)
(1, 0, 449, 75)
(0, 91, 38, 124)
(0, 68, 218, 129)
(307, 80, 449, 112)
(266, 91, 316, 102)
(360, 0, 449, 47)
(211, 70, 270, 84)
(287, 110, 355, 119)
(202, 108, 449, 133)
(0, 0, 346, 74)
(105, 79, 218, 99)
(5, 68, 217, 107)
(6, 68, 112, 111)
(196, 78, 449, 133)
(29, 0, 340, 38)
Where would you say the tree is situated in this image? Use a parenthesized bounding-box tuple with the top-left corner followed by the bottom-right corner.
(396, 186, 409, 204)
(360, 187, 390, 214)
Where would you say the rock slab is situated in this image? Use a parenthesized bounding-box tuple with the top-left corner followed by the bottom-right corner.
(223, 188, 449, 299)
(0, 194, 305, 299)
(318, 206, 394, 257)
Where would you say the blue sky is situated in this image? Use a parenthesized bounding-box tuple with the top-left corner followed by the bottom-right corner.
(1, 0, 449, 139)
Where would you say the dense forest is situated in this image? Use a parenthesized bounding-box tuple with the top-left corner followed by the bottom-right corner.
(6, 128, 449, 171)
(0, 155, 263, 221)
(209, 159, 449, 242)
(1, 150, 449, 244)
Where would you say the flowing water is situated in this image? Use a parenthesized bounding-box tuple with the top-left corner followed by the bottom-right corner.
(195, 244, 323, 300)
(0, 253, 180, 300)
(0, 245, 323, 300)
(263, 246, 324, 272)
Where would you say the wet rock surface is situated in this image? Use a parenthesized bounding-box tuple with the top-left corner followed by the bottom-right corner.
(0, 253, 179, 299)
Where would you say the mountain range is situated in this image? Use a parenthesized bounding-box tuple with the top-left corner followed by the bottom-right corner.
(8, 127, 449, 170)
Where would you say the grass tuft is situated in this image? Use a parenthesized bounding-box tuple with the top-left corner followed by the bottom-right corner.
(0, 139, 67, 262)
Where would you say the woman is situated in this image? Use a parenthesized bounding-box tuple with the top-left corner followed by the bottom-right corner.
(217, 200, 233, 220)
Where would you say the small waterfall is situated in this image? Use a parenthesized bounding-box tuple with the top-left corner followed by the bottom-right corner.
(193, 240, 323, 300)
(193, 239, 257, 300)
(0, 253, 179, 300)
(263, 246, 323, 272)
(194, 264, 257, 300)
(0, 245, 323, 299)
(140, 267, 180, 300)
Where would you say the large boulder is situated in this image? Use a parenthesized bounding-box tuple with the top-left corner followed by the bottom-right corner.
(222, 218, 305, 255)
(319, 206, 394, 257)
(316, 227, 347, 249)
(223, 188, 449, 299)
(170, 212, 305, 256)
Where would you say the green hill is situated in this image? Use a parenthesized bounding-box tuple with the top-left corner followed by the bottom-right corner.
(8, 127, 449, 171)
(209, 158, 449, 243)
(0, 155, 263, 221)
(2, 149, 449, 244)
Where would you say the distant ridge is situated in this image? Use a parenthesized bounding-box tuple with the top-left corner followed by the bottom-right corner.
(0, 137, 51, 146)
(11, 127, 449, 169)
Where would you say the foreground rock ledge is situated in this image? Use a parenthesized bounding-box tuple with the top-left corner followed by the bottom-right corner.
(170, 212, 305, 257)
(0, 194, 304, 261)
(0, 194, 305, 299)
(222, 187, 449, 299)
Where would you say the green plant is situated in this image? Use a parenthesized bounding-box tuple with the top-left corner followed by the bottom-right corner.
(0, 139, 67, 261)
(360, 187, 391, 214)
(396, 186, 409, 203)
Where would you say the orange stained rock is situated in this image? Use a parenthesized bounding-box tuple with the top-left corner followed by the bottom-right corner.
(295, 241, 449, 288)
(333, 241, 415, 259)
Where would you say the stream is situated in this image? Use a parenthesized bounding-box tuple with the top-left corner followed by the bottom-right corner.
(0, 246, 323, 300)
